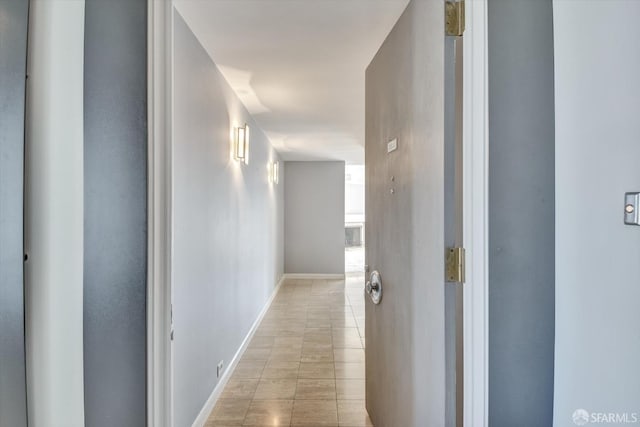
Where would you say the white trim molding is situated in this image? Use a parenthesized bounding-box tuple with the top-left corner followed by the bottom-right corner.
(282, 273, 346, 280)
(148, 1, 174, 426)
(190, 276, 286, 427)
(462, 0, 489, 426)
(25, 2, 86, 425)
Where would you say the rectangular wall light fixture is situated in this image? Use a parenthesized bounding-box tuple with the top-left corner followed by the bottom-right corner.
(234, 124, 250, 164)
(272, 161, 279, 184)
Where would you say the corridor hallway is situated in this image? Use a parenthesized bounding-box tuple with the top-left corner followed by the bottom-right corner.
(205, 274, 372, 426)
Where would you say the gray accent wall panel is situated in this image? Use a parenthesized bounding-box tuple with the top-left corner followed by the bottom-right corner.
(487, 0, 555, 425)
(83, 0, 148, 426)
(0, 0, 29, 425)
(284, 161, 345, 275)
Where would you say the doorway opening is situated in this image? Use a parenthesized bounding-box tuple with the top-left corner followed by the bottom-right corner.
(345, 164, 365, 275)
(148, 0, 490, 425)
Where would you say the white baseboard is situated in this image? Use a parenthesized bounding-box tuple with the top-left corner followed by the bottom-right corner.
(282, 273, 345, 280)
(190, 275, 285, 427)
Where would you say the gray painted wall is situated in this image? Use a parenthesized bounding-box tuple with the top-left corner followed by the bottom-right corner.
(365, 1, 446, 425)
(284, 161, 345, 275)
(83, 0, 148, 425)
(553, 1, 640, 424)
(0, 0, 28, 425)
(173, 12, 285, 427)
(487, 1, 556, 425)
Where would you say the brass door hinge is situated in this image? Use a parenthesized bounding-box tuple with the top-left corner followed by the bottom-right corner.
(446, 247, 466, 283)
(445, 0, 465, 37)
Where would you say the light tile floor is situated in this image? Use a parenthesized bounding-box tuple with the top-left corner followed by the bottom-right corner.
(205, 273, 372, 427)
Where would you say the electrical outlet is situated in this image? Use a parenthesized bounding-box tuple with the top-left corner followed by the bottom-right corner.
(216, 360, 224, 378)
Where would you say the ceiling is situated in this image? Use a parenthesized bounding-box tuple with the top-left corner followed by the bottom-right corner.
(174, 0, 410, 164)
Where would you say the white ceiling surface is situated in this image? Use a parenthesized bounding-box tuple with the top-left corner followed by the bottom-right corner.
(174, 0, 410, 164)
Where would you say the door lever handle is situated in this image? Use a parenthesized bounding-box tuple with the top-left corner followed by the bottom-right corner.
(365, 270, 382, 304)
(365, 280, 379, 293)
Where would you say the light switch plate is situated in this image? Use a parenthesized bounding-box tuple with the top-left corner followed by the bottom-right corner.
(624, 192, 640, 225)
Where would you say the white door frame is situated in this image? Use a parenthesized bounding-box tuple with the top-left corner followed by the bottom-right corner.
(148, 1, 174, 426)
(145, 1, 489, 425)
(462, 0, 489, 426)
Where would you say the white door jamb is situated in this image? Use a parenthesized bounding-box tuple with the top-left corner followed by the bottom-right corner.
(148, 1, 174, 426)
(462, 0, 489, 426)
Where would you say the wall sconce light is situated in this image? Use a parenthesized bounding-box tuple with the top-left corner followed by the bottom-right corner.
(234, 124, 250, 164)
(271, 161, 280, 184)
